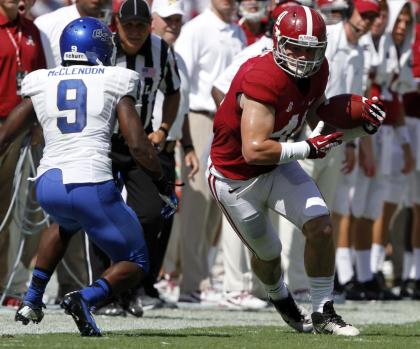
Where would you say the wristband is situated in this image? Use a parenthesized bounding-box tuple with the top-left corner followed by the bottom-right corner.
(182, 144, 194, 152)
(277, 141, 310, 164)
(395, 125, 410, 145)
(158, 126, 169, 137)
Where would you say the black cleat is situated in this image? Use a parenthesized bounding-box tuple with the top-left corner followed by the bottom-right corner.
(61, 291, 102, 336)
(362, 278, 401, 301)
(412, 280, 420, 300)
(15, 302, 45, 325)
(123, 295, 144, 317)
(270, 293, 313, 333)
(400, 279, 414, 298)
(343, 281, 365, 301)
(312, 301, 359, 336)
(93, 301, 127, 317)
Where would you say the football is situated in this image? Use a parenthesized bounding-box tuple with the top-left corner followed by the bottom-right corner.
(316, 94, 365, 129)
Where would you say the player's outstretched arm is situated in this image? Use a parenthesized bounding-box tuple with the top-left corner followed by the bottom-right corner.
(240, 94, 342, 164)
(0, 98, 36, 155)
(117, 96, 163, 179)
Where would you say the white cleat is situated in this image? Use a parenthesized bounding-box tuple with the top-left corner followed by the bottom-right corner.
(312, 301, 360, 336)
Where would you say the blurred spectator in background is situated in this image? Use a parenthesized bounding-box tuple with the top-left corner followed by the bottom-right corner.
(400, 0, 420, 299)
(317, 0, 350, 25)
(0, 0, 45, 301)
(174, 0, 246, 303)
(151, 0, 200, 298)
(30, 0, 70, 18)
(237, 0, 269, 45)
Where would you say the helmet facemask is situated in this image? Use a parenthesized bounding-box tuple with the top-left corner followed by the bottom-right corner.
(273, 35, 327, 78)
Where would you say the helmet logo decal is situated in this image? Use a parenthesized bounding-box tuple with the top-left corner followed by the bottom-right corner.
(298, 34, 318, 42)
(92, 29, 110, 42)
(275, 11, 288, 38)
(275, 10, 288, 28)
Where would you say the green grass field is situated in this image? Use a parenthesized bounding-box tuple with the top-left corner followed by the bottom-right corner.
(2, 323, 420, 349)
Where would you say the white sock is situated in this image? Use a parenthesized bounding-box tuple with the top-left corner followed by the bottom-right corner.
(414, 248, 420, 280)
(402, 252, 413, 280)
(370, 243, 386, 274)
(308, 275, 334, 313)
(355, 250, 372, 283)
(264, 276, 289, 301)
(336, 247, 354, 285)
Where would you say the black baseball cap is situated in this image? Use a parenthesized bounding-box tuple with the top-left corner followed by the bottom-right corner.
(118, 0, 151, 24)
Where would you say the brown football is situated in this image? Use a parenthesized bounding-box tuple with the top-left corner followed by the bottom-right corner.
(316, 94, 365, 129)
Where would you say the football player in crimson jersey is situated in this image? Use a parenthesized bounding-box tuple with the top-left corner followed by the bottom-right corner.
(207, 5, 383, 335)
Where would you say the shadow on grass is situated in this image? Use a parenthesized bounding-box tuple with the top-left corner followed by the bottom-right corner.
(363, 333, 420, 338)
(147, 315, 221, 321)
(112, 332, 232, 338)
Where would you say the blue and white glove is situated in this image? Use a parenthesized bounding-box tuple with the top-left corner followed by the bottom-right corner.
(159, 192, 179, 219)
(154, 175, 179, 219)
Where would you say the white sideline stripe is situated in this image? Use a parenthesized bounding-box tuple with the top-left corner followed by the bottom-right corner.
(303, 6, 313, 36)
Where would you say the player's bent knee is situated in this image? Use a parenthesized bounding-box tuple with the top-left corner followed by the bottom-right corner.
(303, 215, 333, 241)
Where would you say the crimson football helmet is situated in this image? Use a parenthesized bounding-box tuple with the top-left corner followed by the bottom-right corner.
(272, 5, 327, 78)
(317, 0, 350, 25)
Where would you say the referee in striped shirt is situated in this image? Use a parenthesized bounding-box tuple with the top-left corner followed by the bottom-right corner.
(89, 0, 181, 317)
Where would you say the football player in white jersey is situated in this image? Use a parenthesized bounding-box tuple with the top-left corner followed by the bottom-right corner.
(0, 17, 176, 337)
